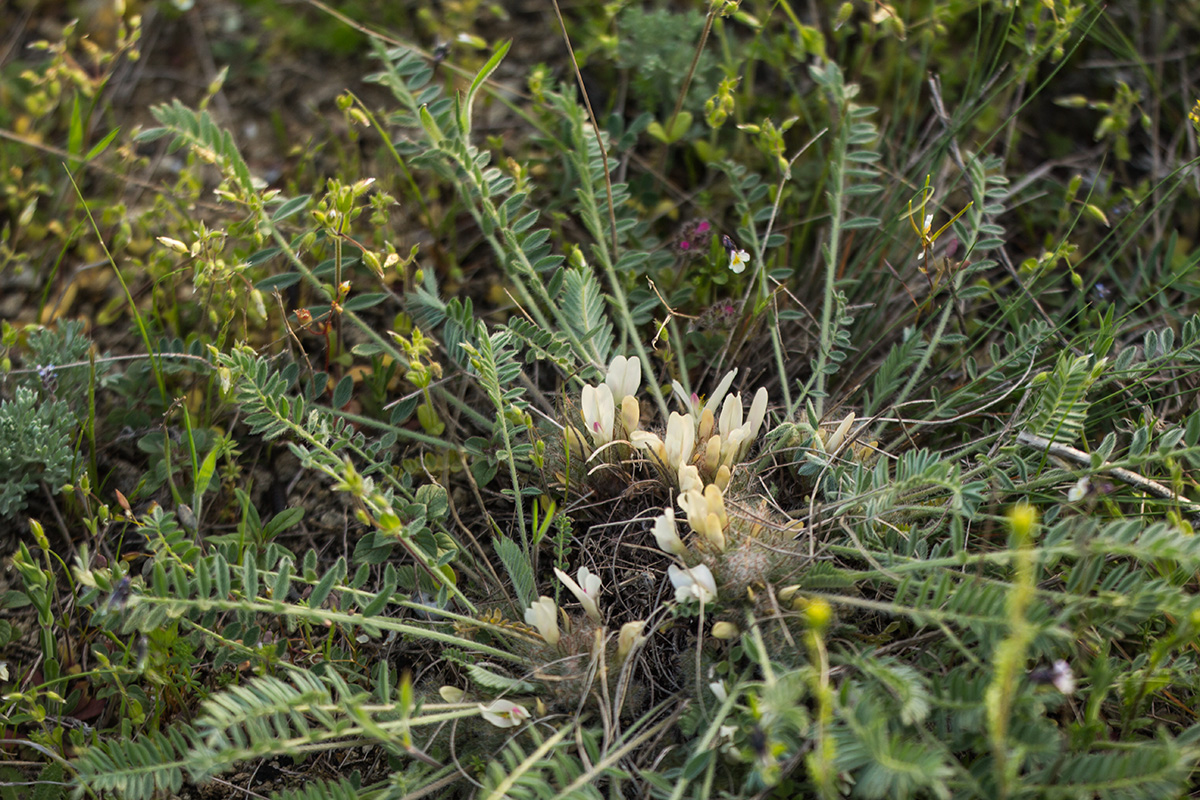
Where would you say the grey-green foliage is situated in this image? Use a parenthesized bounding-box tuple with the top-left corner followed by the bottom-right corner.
(0, 320, 98, 518)
(0, 385, 76, 519)
(24, 319, 96, 409)
(616, 6, 717, 117)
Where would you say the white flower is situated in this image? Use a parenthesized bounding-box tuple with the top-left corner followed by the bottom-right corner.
(669, 563, 717, 604)
(728, 248, 750, 274)
(631, 430, 666, 463)
(479, 699, 530, 728)
(652, 507, 687, 556)
(716, 387, 769, 465)
(1050, 660, 1076, 694)
(708, 371, 738, 417)
(581, 383, 615, 446)
(617, 620, 646, 660)
(678, 464, 703, 494)
(709, 680, 729, 702)
(719, 393, 744, 438)
(555, 566, 603, 623)
(524, 596, 561, 645)
(1031, 660, 1076, 695)
(1067, 477, 1090, 502)
(605, 355, 641, 404)
(744, 387, 768, 443)
(665, 412, 695, 471)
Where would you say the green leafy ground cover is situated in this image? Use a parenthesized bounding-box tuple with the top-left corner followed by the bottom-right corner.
(4, 0, 1200, 798)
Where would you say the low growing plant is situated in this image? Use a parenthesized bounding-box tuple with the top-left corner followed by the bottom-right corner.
(6, 2, 1200, 799)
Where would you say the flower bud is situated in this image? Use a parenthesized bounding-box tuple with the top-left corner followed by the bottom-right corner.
(621, 395, 640, 436)
(704, 483, 728, 529)
(652, 508, 687, 556)
(714, 464, 731, 491)
(618, 620, 646, 660)
(826, 412, 856, 453)
(704, 435, 722, 474)
(805, 599, 832, 631)
(711, 621, 739, 640)
(439, 686, 465, 703)
(702, 514, 726, 551)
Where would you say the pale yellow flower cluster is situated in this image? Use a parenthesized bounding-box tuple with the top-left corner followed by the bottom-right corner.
(470, 564, 646, 729)
(577, 355, 642, 452)
(520, 570, 645, 664)
(572, 360, 774, 609)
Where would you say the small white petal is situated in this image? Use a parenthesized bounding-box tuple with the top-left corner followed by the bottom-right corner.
(582, 383, 615, 446)
(703, 484, 728, 528)
(677, 489, 707, 534)
(524, 596, 561, 645)
(706, 370, 737, 421)
(671, 379, 698, 416)
(718, 393, 744, 438)
(743, 387, 769, 443)
(653, 508, 687, 556)
(825, 411, 855, 453)
(1051, 660, 1076, 694)
(620, 395, 640, 434)
(678, 464, 703, 494)
(606, 355, 641, 403)
(720, 428, 747, 468)
(665, 412, 695, 470)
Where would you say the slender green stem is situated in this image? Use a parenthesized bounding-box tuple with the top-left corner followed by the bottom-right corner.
(814, 109, 846, 420)
(141, 594, 512, 659)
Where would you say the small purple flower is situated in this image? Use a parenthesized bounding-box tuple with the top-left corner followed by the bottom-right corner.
(675, 219, 714, 260)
